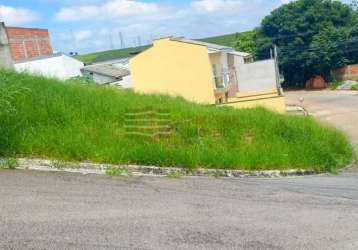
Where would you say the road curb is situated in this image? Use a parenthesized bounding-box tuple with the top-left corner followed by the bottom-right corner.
(15, 158, 316, 178)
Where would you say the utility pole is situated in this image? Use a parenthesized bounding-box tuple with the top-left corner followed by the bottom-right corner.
(0, 7, 4, 23)
(109, 33, 114, 50)
(274, 45, 283, 95)
(0, 22, 14, 69)
(70, 29, 77, 54)
(119, 32, 125, 49)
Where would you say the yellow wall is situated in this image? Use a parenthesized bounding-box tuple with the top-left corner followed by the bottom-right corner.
(224, 96, 286, 113)
(236, 89, 278, 98)
(130, 38, 216, 104)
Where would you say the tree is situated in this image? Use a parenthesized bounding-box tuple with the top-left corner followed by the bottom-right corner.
(257, 0, 358, 87)
(234, 30, 259, 56)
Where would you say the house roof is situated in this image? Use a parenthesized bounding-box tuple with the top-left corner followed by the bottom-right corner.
(170, 37, 252, 57)
(171, 37, 233, 52)
(82, 64, 130, 78)
(92, 57, 130, 68)
(14, 52, 64, 63)
(228, 51, 252, 58)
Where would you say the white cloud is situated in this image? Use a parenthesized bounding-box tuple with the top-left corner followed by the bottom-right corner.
(191, 0, 243, 12)
(74, 30, 92, 41)
(0, 5, 40, 25)
(55, 0, 163, 22)
(52, 0, 286, 54)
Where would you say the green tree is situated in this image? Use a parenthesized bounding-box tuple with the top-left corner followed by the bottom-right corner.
(234, 30, 259, 55)
(257, 0, 358, 87)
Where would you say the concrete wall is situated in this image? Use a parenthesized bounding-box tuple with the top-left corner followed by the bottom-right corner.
(5, 26, 53, 61)
(237, 59, 277, 92)
(62, 55, 85, 79)
(130, 38, 216, 104)
(119, 75, 132, 88)
(0, 22, 13, 69)
(15, 54, 83, 80)
(233, 55, 245, 65)
(224, 95, 286, 113)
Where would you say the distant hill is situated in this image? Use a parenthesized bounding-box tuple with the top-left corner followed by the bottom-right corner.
(75, 31, 253, 65)
(75, 45, 150, 65)
(198, 32, 239, 47)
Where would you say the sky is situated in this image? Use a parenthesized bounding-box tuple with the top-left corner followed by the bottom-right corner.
(0, 0, 351, 54)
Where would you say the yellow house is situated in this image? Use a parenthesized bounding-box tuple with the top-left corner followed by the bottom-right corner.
(129, 37, 286, 113)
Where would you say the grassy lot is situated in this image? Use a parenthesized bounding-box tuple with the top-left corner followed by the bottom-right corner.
(75, 32, 242, 64)
(0, 70, 355, 172)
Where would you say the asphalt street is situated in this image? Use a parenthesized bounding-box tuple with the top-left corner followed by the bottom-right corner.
(1, 170, 358, 250)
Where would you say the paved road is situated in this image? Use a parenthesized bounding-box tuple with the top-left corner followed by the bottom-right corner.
(1, 170, 358, 250)
(286, 90, 358, 152)
(1, 90, 358, 250)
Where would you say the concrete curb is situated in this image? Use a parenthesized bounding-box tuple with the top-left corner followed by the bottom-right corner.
(15, 158, 316, 178)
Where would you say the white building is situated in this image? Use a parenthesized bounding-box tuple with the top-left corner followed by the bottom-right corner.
(81, 63, 132, 88)
(14, 53, 84, 80)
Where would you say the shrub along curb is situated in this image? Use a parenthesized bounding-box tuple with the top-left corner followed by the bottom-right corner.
(15, 158, 316, 178)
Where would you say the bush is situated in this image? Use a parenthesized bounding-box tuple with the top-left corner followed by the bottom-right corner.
(105, 166, 126, 176)
(351, 84, 358, 90)
(329, 80, 344, 90)
(0, 158, 18, 169)
(69, 75, 96, 85)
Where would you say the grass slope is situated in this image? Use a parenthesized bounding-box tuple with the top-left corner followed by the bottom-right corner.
(199, 32, 239, 47)
(75, 45, 150, 65)
(76, 32, 243, 65)
(0, 70, 355, 172)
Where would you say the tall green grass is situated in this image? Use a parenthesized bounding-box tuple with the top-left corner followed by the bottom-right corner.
(0, 70, 355, 172)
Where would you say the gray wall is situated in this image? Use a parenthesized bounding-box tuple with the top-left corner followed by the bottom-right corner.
(0, 22, 13, 69)
(237, 59, 277, 92)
